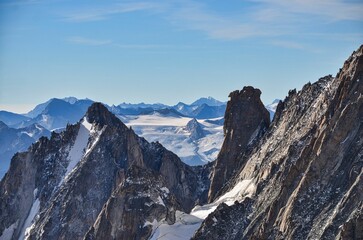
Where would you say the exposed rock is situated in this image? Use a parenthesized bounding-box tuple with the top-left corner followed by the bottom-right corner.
(208, 86, 270, 201)
(194, 45, 363, 239)
(0, 122, 51, 178)
(0, 103, 210, 240)
(192, 198, 253, 240)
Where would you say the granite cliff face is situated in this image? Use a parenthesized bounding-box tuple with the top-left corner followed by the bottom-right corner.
(194, 45, 363, 239)
(0, 103, 210, 240)
(208, 86, 270, 201)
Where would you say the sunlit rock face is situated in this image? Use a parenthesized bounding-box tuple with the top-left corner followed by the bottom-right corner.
(195, 45, 363, 240)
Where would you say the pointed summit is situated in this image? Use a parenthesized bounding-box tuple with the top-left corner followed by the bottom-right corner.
(86, 102, 126, 128)
(186, 118, 206, 140)
(208, 86, 270, 201)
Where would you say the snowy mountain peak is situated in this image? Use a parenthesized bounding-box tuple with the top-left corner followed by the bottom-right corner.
(271, 99, 280, 104)
(265, 99, 281, 121)
(62, 97, 78, 104)
(186, 118, 206, 140)
(191, 97, 225, 107)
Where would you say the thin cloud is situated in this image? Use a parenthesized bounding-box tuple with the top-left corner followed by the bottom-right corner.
(1, 0, 43, 6)
(66, 36, 112, 46)
(62, 0, 363, 42)
(169, 0, 363, 41)
(167, 1, 274, 40)
(66, 38, 202, 50)
(270, 40, 305, 49)
(62, 2, 165, 22)
(250, 0, 363, 21)
(113, 44, 167, 49)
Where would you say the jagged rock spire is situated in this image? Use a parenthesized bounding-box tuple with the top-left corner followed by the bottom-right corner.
(208, 86, 270, 202)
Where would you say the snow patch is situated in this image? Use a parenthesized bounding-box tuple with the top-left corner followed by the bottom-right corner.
(157, 196, 165, 207)
(248, 125, 261, 145)
(33, 188, 38, 199)
(148, 211, 202, 240)
(148, 179, 255, 239)
(0, 221, 18, 240)
(216, 179, 256, 206)
(340, 135, 349, 144)
(160, 187, 170, 194)
(58, 117, 93, 187)
(124, 114, 224, 166)
(18, 198, 40, 240)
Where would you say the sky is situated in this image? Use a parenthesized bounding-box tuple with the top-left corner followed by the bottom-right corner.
(0, 0, 362, 113)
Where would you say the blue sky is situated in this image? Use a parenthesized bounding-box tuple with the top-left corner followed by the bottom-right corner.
(0, 0, 362, 113)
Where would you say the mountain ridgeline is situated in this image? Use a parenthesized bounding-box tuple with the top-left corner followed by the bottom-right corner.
(0, 103, 211, 239)
(0, 97, 229, 178)
(193, 45, 363, 239)
(0, 45, 362, 240)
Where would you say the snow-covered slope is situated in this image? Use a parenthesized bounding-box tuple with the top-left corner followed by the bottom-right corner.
(0, 122, 51, 179)
(265, 99, 280, 121)
(148, 179, 256, 239)
(122, 113, 224, 166)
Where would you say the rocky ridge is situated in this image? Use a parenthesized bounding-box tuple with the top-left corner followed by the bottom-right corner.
(194, 45, 363, 239)
(208, 86, 270, 201)
(0, 103, 210, 240)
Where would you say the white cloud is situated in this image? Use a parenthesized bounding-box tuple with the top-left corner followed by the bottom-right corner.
(66, 36, 112, 46)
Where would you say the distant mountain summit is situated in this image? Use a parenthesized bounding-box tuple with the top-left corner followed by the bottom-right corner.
(191, 97, 225, 106)
(265, 99, 281, 121)
(0, 111, 30, 126)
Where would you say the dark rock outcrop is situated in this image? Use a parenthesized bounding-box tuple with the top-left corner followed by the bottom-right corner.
(194, 45, 363, 239)
(192, 198, 253, 240)
(208, 86, 270, 201)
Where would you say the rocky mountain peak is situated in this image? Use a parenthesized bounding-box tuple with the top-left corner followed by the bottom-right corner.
(0, 102, 211, 240)
(86, 102, 126, 129)
(338, 44, 363, 80)
(194, 45, 363, 240)
(186, 118, 206, 140)
(229, 86, 262, 101)
(208, 86, 270, 201)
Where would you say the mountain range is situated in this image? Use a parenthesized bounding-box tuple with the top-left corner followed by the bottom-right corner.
(1, 96, 227, 130)
(2, 45, 359, 240)
(0, 97, 278, 179)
